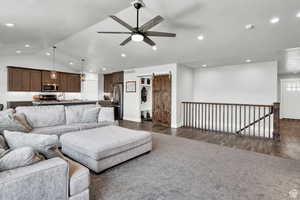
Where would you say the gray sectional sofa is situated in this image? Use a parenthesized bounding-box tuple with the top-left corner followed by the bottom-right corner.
(0, 104, 116, 200)
(16, 105, 116, 137)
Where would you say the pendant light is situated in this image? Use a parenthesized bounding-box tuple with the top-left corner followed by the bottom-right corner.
(80, 58, 86, 82)
(50, 46, 57, 80)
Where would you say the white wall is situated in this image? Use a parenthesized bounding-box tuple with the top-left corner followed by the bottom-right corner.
(192, 61, 278, 105)
(176, 64, 194, 127)
(0, 55, 81, 108)
(98, 73, 104, 100)
(123, 63, 178, 128)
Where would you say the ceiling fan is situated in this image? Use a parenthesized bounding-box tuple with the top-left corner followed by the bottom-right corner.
(97, 0, 176, 47)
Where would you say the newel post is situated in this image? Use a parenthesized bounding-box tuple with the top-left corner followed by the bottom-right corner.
(273, 102, 280, 141)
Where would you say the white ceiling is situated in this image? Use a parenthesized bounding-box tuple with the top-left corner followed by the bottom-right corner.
(0, 0, 128, 55)
(1, 0, 300, 74)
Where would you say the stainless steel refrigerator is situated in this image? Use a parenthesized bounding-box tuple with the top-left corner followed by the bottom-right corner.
(112, 83, 123, 120)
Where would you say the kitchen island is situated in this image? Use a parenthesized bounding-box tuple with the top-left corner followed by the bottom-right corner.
(7, 100, 97, 109)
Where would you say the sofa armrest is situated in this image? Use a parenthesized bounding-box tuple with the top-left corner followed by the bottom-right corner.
(98, 107, 115, 122)
(0, 158, 69, 200)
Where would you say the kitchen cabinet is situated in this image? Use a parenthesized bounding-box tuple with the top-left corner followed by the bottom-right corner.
(42, 71, 60, 85)
(104, 74, 113, 93)
(67, 74, 81, 92)
(30, 70, 42, 92)
(8, 67, 40, 92)
(112, 71, 124, 84)
(7, 66, 81, 93)
(104, 71, 123, 93)
(59, 72, 68, 92)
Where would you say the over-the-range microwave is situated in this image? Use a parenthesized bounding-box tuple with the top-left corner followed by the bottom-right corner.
(42, 84, 59, 92)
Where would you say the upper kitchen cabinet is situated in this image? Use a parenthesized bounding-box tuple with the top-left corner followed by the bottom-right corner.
(104, 74, 113, 93)
(29, 70, 42, 92)
(7, 67, 41, 92)
(7, 66, 81, 93)
(112, 71, 124, 84)
(66, 73, 81, 93)
(104, 71, 123, 93)
(42, 70, 60, 85)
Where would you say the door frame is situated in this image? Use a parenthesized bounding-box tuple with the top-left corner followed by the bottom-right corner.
(280, 78, 300, 119)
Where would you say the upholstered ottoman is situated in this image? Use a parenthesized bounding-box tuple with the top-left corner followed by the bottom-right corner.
(60, 126, 152, 173)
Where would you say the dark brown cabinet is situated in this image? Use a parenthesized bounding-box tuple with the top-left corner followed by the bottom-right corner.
(7, 66, 81, 93)
(30, 70, 42, 92)
(112, 71, 124, 84)
(104, 74, 113, 93)
(67, 74, 81, 93)
(8, 67, 40, 92)
(104, 71, 123, 93)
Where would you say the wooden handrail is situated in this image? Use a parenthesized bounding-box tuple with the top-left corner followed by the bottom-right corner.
(182, 101, 273, 107)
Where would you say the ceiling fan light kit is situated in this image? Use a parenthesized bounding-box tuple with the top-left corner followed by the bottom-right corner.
(97, 0, 176, 47)
(132, 34, 144, 42)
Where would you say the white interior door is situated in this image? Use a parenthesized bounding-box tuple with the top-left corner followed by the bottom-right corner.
(281, 79, 300, 119)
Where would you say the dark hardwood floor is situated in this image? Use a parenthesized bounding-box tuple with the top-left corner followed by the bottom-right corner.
(119, 119, 300, 160)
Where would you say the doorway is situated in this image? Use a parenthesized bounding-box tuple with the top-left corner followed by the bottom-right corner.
(152, 74, 172, 127)
(281, 79, 300, 119)
(140, 77, 152, 122)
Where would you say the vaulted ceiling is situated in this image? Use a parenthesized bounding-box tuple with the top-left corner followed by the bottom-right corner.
(1, 0, 300, 74)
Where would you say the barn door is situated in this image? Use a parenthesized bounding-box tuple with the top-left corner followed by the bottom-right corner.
(152, 74, 172, 127)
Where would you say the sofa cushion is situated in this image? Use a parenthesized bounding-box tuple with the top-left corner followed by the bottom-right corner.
(60, 126, 152, 160)
(65, 105, 100, 125)
(16, 105, 66, 128)
(0, 109, 31, 133)
(0, 147, 43, 172)
(4, 131, 59, 159)
(31, 125, 80, 136)
(98, 107, 114, 122)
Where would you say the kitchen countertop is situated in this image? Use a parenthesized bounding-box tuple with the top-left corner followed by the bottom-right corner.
(32, 100, 98, 105)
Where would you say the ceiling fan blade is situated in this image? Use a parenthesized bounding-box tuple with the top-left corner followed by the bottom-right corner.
(97, 31, 132, 34)
(120, 36, 132, 46)
(110, 16, 135, 32)
(140, 16, 164, 31)
(143, 36, 156, 46)
(144, 31, 176, 37)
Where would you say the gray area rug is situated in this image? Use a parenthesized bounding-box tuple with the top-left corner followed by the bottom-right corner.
(90, 133, 300, 200)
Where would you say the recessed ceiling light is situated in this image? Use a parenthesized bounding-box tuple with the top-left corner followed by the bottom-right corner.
(197, 35, 204, 40)
(5, 23, 15, 27)
(245, 24, 255, 30)
(121, 53, 126, 58)
(102, 67, 107, 71)
(202, 64, 207, 67)
(270, 17, 280, 24)
(16, 50, 21, 54)
(69, 62, 74, 65)
(45, 52, 51, 56)
(245, 59, 252, 63)
(152, 46, 157, 51)
(297, 12, 300, 18)
(25, 44, 30, 48)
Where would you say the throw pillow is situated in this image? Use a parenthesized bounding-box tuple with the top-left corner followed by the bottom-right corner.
(0, 109, 31, 133)
(0, 146, 43, 172)
(65, 105, 101, 124)
(3, 131, 59, 159)
(13, 113, 33, 132)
